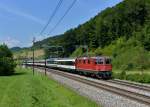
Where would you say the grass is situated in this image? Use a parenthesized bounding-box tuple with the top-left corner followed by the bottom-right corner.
(113, 69, 150, 74)
(112, 69, 150, 83)
(0, 67, 99, 107)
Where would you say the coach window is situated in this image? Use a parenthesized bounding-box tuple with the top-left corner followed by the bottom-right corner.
(68, 61, 73, 65)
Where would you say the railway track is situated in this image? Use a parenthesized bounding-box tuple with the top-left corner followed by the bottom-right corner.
(36, 67, 150, 106)
(108, 79, 150, 92)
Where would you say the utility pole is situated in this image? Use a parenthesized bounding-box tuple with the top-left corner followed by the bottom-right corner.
(32, 37, 36, 75)
(25, 51, 28, 68)
(42, 45, 64, 76)
(44, 58, 47, 75)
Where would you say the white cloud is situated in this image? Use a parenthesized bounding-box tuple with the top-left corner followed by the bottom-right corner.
(0, 37, 20, 48)
(0, 3, 45, 25)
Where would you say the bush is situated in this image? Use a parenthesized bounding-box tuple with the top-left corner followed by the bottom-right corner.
(0, 44, 16, 75)
(112, 37, 150, 70)
(126, 73, 150, 83)
(113, 72, 150, 83)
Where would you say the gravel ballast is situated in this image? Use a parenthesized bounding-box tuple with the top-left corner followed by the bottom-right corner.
(36, 68, 149, 107)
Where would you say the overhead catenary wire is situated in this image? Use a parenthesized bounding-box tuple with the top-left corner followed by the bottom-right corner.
(39, 0, 64, 35)
(48, 0, 77, 35)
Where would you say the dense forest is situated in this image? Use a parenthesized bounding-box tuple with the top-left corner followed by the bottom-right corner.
(32, 0, 150, 70)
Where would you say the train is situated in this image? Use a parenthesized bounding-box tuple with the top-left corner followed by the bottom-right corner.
(25, 56, 112, 79)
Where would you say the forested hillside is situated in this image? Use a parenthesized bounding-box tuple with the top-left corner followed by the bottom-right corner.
(33, 0, 150, 70)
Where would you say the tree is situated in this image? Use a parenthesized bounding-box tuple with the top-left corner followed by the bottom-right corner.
(0, 44, 16, 75)
(21, 0, 150, 59)
(136, 46, 149, 74)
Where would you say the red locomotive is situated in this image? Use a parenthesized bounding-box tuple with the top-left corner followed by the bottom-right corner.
(75, 57, 112, 79)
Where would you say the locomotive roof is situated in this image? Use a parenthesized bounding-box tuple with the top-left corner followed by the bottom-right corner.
(76, 56, 110, 60)
(26, 59, 45, 62)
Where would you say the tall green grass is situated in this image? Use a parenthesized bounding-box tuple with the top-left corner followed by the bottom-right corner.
(0, 67, 99, 107)
(113, 70, 150, 83)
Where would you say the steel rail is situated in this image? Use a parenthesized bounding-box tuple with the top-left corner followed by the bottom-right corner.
(35, 67, 150, 106)
(108, 79, 150, 92)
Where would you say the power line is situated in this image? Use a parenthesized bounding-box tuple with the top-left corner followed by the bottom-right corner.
(39, 0, 64, 35)
(48, 0, 77, 35)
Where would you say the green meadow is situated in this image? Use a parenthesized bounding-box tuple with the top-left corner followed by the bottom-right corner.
(113, 69, 150, 83)
(0, 67, 99, 107)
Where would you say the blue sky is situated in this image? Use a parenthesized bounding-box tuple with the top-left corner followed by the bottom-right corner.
(0, 0, 122, 48)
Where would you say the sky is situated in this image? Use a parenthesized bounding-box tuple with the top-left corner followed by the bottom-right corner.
(0, 0, 122, 48)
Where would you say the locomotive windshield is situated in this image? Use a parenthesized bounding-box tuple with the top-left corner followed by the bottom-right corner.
(105, 58, 111, 64)
(95, 57, 111, 64)
(96, 59, 104, 64)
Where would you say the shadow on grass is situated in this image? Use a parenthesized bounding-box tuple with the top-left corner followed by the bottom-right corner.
(12, 72, 27, 76)
(0, 72, 27, 76)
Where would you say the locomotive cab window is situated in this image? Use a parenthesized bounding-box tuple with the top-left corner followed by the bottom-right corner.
(105, 58, 111, 64)
(96, 59, 104, 64)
